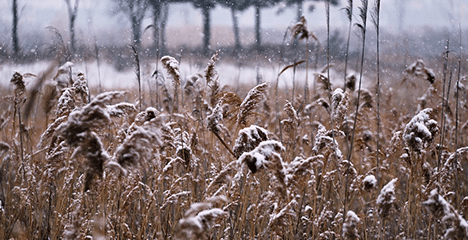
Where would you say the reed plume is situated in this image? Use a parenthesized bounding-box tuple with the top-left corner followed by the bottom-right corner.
(177, 196, 228, 239)
(342, 210, 360, 240)
(290, 16, 317, 103)
(131, 45, 142, 111)
(11, 72, 26, 168)
(161, 55, 181, 113)
(207, 103, 235, 156)
(233, 125, 269, 159)
(403, 108, 438, 152)
(402, 59, 436, 84)
(377, 178, 398, 220)
(237, 83, 268, 128)
(205, 51, 220, 107)
(56, 91, 125, 189)
(114, 108, 162, 169)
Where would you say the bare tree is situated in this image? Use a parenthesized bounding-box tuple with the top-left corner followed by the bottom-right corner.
(160, 3, 169, 54)
(250, 0, 281, 50)
(12, 0, 20, 60)
(113, 0, 149, 51)
(64, 0, 79, 58)
(219, 0, 250, 53)
(148, 0, 163, 53)
(284, 0, 340, 22)
(148, 0, 172, 55)
(192, 0, 217, 55)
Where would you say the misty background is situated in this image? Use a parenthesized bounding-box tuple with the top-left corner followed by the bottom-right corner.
(0, 0, 467, 73)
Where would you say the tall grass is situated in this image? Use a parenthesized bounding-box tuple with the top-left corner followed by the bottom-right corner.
(372, 0, 381, 185)
(343, 0, 353, 91)
(1, 6, 468, 240)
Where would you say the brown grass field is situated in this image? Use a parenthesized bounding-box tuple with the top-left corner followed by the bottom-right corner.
(1, 11, 468, 240)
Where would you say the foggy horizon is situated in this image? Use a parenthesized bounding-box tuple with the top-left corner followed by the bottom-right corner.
(0, 0, 467, 53)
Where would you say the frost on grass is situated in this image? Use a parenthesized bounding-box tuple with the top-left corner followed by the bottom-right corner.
(55, 91, 125, 190)
(238, 140, 288, 199)
(54, 61, 74, 88)
(106, 102, 137, 118)
(177, 196, 228, 239)
(281, 100, 299, 141)
(135, 107, 158, 124)
(205, 51, 221, 107)
(403, 108, 438, 152)
(363, 175, 377, 191)
(423, 188, 451, 219)
(331, 88, 349, 128)
(233, 125, 269, 158)
(207, 103, 224, 135)
(113, 115, 162, 170)
(343, 210, 360, 240)
(423, 188, 468, 239)
(161, 55, 181, 112)
(267, 199, 297, 237)
(54, 73, 90, 119)
(74, 72, 89, 104)
(403, 59, 435, 84)
(238, 140, 285, 174)
(56, 88, 77, 118)
(57, 91, 125, 147)
(161, 56, 180, 81)
(312, 124, 344, 159)
(439, 147, 468, 182)
(284, 155, 322, 187)
(377, 178, 398, 219)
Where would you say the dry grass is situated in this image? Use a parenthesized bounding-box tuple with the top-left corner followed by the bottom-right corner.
(1, 25, 468, 240)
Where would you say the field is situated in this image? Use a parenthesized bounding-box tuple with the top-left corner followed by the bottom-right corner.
(2, 4, 468, 240)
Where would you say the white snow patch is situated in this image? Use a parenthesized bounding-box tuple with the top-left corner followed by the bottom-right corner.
(377, 178, 398, 205)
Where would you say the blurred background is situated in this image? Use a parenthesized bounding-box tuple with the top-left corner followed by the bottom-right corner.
(0, 0, 467, 87)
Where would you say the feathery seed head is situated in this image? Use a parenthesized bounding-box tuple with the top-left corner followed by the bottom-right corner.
(343, 210, 360, 240)
(237, 83, 268, 128)
(404, 59, 435, 84)
(377, 178, 398, 219)
(11, 71, 26, 103)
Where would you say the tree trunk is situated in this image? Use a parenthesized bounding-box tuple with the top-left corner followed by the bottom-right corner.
(231, 7, 241, 52)
(202, 5, 211, 55)
(70, 14, 76, 57)
(160, 3, 169, 54)
(65, 0, 78, 59)
(131, 15, 142, 51)
(152, 3, 161, 53)
(255, 5, 261, 50)
(12, 0, 19, 60)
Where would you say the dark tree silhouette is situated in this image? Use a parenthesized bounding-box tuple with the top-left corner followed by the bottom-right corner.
(12, 0, 20, 60)
(113, 0, 149, 51)
(192, 0, 217, 55)
(218, 0, 250, 52)
(64, 0, 79, 58)
(148, 0, 174, 55)
(249, 0, 281, 50)
(285, 0, 340, 21)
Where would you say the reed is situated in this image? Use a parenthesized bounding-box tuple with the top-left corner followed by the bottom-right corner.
(1, 8, 468, 239)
